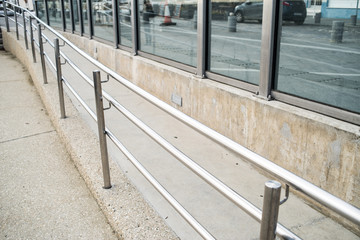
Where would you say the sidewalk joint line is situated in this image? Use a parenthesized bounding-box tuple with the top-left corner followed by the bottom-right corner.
(0, 130, 56, 144)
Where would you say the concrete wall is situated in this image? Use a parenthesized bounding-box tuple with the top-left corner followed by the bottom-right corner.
(61, 32, 360, 214)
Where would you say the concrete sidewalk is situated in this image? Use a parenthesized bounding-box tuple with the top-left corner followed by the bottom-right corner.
(0, 50, 118, 239)
(1, 21, 359, 239)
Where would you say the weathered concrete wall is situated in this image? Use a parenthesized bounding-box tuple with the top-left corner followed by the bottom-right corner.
(61, 32, 360, 212)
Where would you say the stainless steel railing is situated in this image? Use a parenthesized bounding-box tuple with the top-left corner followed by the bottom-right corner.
(2, 2, 360, 240)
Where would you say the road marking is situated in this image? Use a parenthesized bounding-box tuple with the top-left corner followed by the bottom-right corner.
(211, 68, 259, 72)
(281, 42, 360, 55)
(309, 72, 360, 77)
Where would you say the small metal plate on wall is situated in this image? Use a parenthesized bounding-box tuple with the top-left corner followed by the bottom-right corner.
(171, 93, 182, 107)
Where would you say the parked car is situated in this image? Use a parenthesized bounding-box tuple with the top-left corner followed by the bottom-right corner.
(234, 0, 307, 25)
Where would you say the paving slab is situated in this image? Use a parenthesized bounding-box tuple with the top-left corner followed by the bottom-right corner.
(0, 50, 118, 240)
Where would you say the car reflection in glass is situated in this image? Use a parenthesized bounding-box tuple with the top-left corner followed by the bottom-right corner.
(234, 0, 307, 25)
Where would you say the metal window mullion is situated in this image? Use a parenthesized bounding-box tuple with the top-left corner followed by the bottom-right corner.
(34, 0, 39, 18)
(45, 0, 50, 25)
(69, 0, 75, 32)
(77, 0, 84, 35)
(259, 0, 279, 99)
(60, 0, 66, 31)
(131, 0, 138, 55)
(87, 0, 93, 38)
(112, 0, 119, 47)
(196, 0, 207, 78)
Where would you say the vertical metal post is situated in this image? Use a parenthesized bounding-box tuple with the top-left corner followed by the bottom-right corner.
(112, 0, 119, 48)
(259, 0, 280, 99)
(93, 70, 111, 189)
(44, 0, 50, 25)
(34, 0, 39, 18)
(260, 180, 282, 240)
(23, 10, 28, 49)
(69, 0, 75, 32)
(131, 0, 138, 55)
(38, 24, 47, 84)
(29, 17, 36, 62)
(87, 0, 93, 38)
(54, 38, 66, 118)
(4, 2, 10, 32)
(15, 7, 19, 39)
(60, 0, 66, 31)
(196, 0, 207, 78)
(77, 0, 84, 35)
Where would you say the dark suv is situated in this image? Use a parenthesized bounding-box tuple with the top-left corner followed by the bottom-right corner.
(234, 0, 307, 25)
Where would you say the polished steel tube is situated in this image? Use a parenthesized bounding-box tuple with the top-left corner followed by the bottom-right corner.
(15, 8, 19, 40)
(29, 17, 36, 63)
(22, 10, 28, 49)
(54, 38, 65, 118)
(7, 1, 359, 228)
(4, 4, 10, 32)
(42, 34, 55, 48)
(93, 70, 111, 189)
(106, 131, 215, 240)
(61, 74, 214, 238)
(43, 52, 56, 71)
(38, 24, 47, 84)
(103, 93, 300, 240)
(62, 77, 97, 121)
(260, 181, 281, 240)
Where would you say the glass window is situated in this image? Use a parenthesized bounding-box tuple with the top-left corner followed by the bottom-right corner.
(209, 0, 263, 85)
(48, 0, 62, 28)
(36, 0, 47, 22)
(138, 0, 198, 67)
(118, 0, 132, 47)
(275, 0, 360, 113)
(64, 0, 72, 30)
(72, 0, 80, 32)
(82, 0, 88, 34)
(92, 0, 114, 42)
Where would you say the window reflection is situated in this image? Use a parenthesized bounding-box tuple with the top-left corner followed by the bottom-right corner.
(72, 0, 80, 32)
(92, 0, 114, 42)
(82, 0, 88, 34)
(118, 0, 132, 47)
(209, 0, 262, 85)
(138, 0, 197, 67)
(36, 0, 47, 22)
(64, 0, 71, 30)
(276, 1, 360, 113)
(48, 0, 62, 28)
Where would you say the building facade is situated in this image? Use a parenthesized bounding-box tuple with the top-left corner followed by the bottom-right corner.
(30, 0, 360, 217)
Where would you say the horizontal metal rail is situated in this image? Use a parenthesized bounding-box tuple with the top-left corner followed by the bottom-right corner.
(107, 130, 216, 240)
(34, 39, 40, 47)
(102, 92, 300, 240)
(31, 14, 360, 228)
(42, 34, 55, 48)
(62, 77, 97, 121)
(4, 1, 360, 236)
(43, 52, 56, 71)
(54, 47, 299, 238)
(61, 75, 216, 239)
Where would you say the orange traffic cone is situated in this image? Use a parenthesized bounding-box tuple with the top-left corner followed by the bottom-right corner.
(160, 1, 176, 26)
